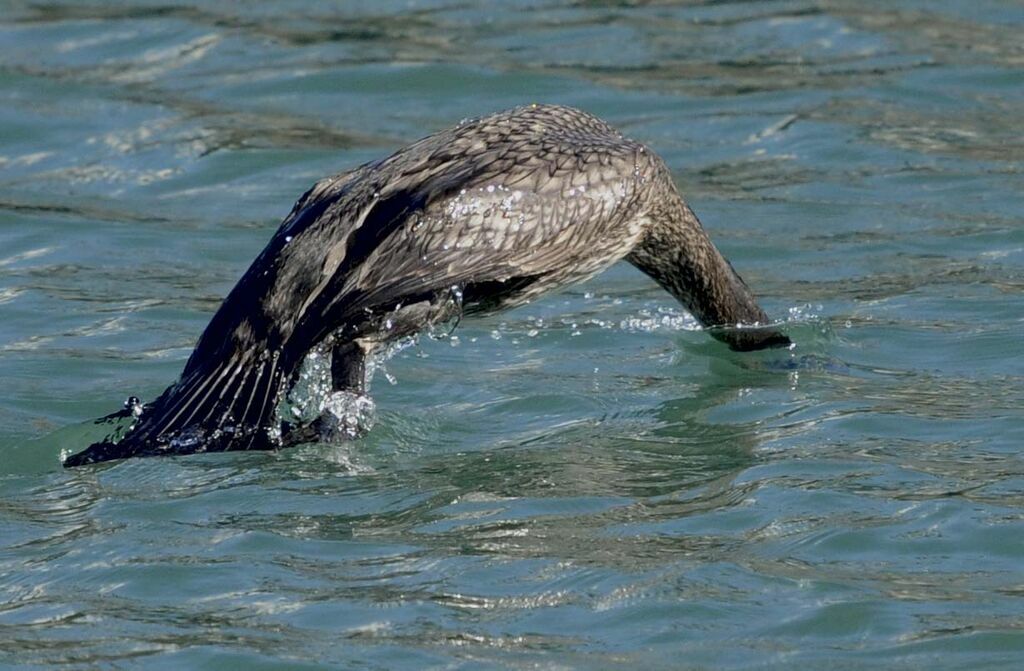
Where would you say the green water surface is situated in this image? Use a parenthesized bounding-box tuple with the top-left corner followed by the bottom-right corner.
(1, 1, 1023, 668)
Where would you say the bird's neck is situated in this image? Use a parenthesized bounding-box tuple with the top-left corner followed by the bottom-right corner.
(629, 187, 788, 351)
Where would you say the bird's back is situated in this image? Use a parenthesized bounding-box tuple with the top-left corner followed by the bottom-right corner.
(244, 104, 659, 356)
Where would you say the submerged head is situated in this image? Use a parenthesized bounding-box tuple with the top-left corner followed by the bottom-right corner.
(710, 324, 791, 352)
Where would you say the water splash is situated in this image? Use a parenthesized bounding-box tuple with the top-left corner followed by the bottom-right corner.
(618, 306, 702, 333)
(279, 335, 420, 443)
(281, 345, 334, 426)
(317, 391, 377, 444)
(367, 335, 419, 386)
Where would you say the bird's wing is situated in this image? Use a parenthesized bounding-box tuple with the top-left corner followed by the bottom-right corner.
(284, 157, 648, 349)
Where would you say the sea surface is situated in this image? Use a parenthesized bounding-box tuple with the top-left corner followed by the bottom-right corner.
(2, 1, 1023, 668)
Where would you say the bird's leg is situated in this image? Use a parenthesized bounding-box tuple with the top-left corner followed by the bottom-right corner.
(279, 339, 374, 446)
(281, 295, 460, 447)
(309, 339, 376, 443)
(330, 340, 368, 395)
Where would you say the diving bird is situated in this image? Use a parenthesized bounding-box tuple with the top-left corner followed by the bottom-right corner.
(63, 104, 789, 467)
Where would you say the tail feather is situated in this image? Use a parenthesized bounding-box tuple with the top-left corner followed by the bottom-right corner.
(155, 358, 245, 438)
(63, 350, 287, 467)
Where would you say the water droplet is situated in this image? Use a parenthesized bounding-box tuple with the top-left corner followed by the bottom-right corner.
(449, 285, 464, 306)
(123, 395, 144, 418)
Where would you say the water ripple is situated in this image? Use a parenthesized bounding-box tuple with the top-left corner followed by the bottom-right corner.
(2, 0, 1023, 668)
